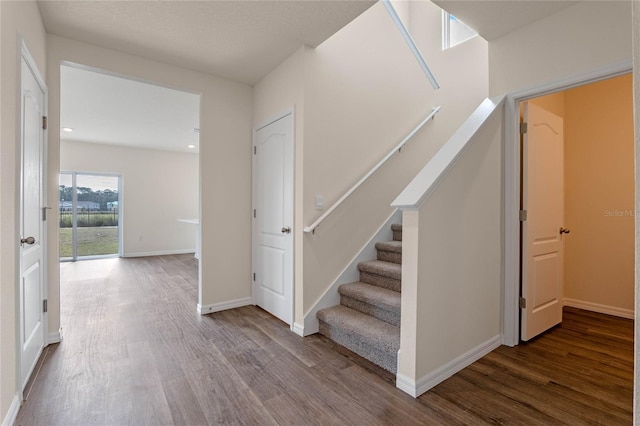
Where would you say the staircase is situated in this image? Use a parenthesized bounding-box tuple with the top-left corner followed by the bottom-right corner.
(317, 223, 402, 373)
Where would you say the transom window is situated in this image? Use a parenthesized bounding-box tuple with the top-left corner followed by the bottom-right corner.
(442, 12, 478, 50)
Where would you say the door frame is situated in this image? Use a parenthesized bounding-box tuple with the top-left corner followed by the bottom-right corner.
(17, 36, 49, 397)
(502, 60, 633, 346)
(251, 107, 295, 328)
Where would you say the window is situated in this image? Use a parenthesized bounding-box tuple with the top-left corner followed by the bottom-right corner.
(442, 11, 478, 50)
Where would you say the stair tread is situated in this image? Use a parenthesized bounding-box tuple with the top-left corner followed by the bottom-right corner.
(358, 260, 401, 280)
(375, 240, 402, 253)
(317, 305, 400, 348)
(339, 282, 400, 310)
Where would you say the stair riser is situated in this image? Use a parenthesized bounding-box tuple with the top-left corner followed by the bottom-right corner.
(393, 230, 402, 241)
(359, 271, 401, 292)
(340, 295, 400, 327)
(319, 321, 397, 373)
(377, 251, 401, 264)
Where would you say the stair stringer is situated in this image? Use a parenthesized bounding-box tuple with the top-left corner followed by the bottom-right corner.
(300, 209, 402, 336)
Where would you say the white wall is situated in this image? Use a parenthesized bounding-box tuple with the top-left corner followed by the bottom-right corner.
(60, 140, 199, 257)
(253, 46, 307, 324)
(0, 1, 47, 422)
(46, 35, 253, 337)
(489, 1, 632, 97)
(253, 1, 489, 326)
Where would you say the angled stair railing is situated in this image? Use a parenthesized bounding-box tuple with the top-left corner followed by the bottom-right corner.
(303, 106, 441, 234)
(304, 1, 440, 235)
(381, 0, 439, 90)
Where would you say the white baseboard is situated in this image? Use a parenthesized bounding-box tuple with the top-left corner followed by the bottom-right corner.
(2, 393, 20, 426)
(47, 328, 63, 345)
(123, 249, 195, 258)
(396, 335, 501, 398)
(197, 297, 252, 315)
(563, 298, 634, 319)
(291, 322, 304, 337)
(302, 209, 402, 336)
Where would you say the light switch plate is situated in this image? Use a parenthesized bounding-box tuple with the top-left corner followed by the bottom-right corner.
(315, 195, 323, 210)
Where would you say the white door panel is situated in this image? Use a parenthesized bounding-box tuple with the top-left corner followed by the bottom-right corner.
(521, 102, 564, 341)
(253, 113, 294, 325)
(20, 52, 47, 390)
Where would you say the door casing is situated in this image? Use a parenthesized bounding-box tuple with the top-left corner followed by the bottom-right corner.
(502, 61, 633, 346)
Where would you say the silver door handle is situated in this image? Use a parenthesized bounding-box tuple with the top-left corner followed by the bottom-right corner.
(281, 227, 291, 234)
(559, 227, 570, 234)
(21, 236, 36, 245)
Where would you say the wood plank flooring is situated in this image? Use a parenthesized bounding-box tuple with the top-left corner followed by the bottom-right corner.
(16, 255, 633, 425)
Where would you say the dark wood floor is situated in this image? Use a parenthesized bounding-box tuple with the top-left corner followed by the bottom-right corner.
(16, 255, 633, 425)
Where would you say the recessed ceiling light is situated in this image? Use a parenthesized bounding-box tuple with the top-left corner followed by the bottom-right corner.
(61, 127, 74, 132)
(192, 128, 200, 133)
(187, 144, 196, 149)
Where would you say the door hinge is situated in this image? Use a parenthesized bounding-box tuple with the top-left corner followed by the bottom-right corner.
(42, 116, 48, 130)
(43, 299, 48, 313)
(520, 122, 528, 134)
(253, 273, 256, 282)
(254, 146, 256, 155)
(519, 297, 526, 309)
(253, 209, 256, 218)
(519, 210, 527, 221)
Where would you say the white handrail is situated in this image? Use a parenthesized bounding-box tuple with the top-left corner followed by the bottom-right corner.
(392, 98, 503, 210)
(382, 0, 440, 90)
(304, 106, 441, 234)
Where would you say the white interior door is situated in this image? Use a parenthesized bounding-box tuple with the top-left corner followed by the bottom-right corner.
(521, 102, 565, 341)
(253, 112, 294, 325)
(19, 52, 47, 390)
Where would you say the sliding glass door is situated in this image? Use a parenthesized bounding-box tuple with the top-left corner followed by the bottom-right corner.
(59, 172, 121, 261)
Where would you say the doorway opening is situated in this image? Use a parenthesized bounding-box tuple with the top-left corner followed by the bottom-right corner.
(58, 63, 201, 322)
(59, 172, 122, 261)
(515, 72, 634, 342)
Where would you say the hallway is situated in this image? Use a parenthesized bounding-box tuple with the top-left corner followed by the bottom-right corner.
(15, 255, 633, 425)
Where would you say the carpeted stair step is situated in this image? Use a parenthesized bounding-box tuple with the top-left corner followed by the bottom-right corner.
(339, 282, 401, 326)
(375, 240, 402, 264)
(358, 260, 401, 292)
(391, 223, 402, 242)
(317, 305, 400, 373)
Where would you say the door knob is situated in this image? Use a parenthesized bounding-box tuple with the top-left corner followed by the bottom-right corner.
(559, 227, 570, 235)
(281, 226, 291, 234)
(20, 236, 36, 245)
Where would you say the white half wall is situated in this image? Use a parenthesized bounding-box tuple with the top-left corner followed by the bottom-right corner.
(60, 140, 198, 257)
(397, 105, 504, 396)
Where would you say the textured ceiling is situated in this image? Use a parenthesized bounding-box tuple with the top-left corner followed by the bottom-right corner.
(46, 0, 579, 153)
(433, 0, 581, 41)
(38, 0, 376, 85)
(43, 0, 375, 153)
